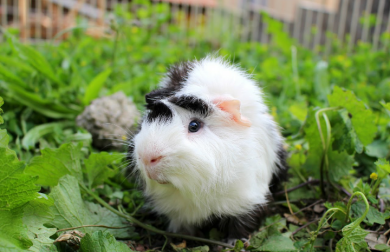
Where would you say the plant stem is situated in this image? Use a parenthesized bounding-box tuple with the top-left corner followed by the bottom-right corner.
(273, 179, 351, 198)
(79, 182, 234, 248)
(345, 191, 370, 224)
(309, 208, 340, 252)
(291, 218, 320, 236)
(57, 225, 129, 233)
(273, 179, 320, 196)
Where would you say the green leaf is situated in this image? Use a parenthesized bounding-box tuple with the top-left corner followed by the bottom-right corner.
(250, 229, 268, 248)
(25, 143, 83, 186)
(83, 69, 112, 105)
(0, 129, 18, 157)
(79, 231, 133, 252)
(303, 108, 329, 178)
(375, 244, 390, 252)
(0, 129, 8, 148)
(1, 82, 77, 119)
(23, 196, 57, 252)
(0, 96, 4, 124)
(85, 152, 122, 189)
(22, 121, 75, 150)
(255, 235, 297, 251)
(48, 175, 133, 238)
(336, 225, 369, 252)
(366, 209, 390, 225)
(0, 55, 35, 74)
(328, 86, 376, 146)
(15, 43, 64, 86)
(288, 102, 308, 122)
(381, 102, 390, 112)
(233, 240, 244, 251)
(366, 140, 389, 158)
(0, 207, 33, 250)
(331, 109, 364, 154)
(0, 64, 28, 88)
(328, 150, 354, 182)
(0, 148, 40, 210)
(376, 158, 390, 175)
(186, 246, 210, 252)
(352, 202, 390, 226)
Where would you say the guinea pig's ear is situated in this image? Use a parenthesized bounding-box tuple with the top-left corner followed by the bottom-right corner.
(213, 97, 251, 127)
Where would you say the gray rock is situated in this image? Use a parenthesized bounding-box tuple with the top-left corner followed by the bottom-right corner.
(76, 92, 140, 150)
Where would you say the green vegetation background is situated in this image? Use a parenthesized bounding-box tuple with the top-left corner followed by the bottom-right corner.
(0, 1, 390, 251)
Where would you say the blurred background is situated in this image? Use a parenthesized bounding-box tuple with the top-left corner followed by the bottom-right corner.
(1, 0, 390, 53)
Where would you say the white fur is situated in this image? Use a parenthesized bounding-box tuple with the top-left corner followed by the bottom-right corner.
(132, 57, 284, 233)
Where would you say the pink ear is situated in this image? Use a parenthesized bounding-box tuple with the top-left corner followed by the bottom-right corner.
(214, 98, 251, 127)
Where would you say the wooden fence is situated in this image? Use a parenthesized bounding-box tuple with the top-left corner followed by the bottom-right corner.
(0, 0, 389, 53)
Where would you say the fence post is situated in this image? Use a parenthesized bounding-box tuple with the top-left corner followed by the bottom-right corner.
(373, 0, 385, 51)
(19, 0, 28, 41)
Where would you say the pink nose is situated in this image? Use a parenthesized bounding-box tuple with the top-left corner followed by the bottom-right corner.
(141, 155, 163, 166)
(150, 156, 163, 165)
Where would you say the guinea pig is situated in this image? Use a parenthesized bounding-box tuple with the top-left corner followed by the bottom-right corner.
(128, 57, 288, 239)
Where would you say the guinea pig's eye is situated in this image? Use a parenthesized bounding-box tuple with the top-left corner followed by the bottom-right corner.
(188, 120, 202, 133)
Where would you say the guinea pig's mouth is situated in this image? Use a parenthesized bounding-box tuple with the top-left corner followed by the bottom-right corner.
(145, 169, 170, 184)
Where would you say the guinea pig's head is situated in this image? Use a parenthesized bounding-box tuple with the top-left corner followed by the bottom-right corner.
(130, 58, 278, 195)
(132, 94, 251, 190)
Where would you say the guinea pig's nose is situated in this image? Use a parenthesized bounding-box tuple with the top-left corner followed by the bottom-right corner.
(141, 154, 163, 166)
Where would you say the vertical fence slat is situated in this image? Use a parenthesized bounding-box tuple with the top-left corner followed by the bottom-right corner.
(230, 0, 239, 44)
(303, 8, 313, 48)
(170, 2, 179, 43)
(47, 1, 53, 40)
(36, 0, 42, 40)
(97, 0, 106, 26)
(348, 0, 361, 54)
(313, 1, 325, 51)
(205, 1, 214, 43)
(184, 3, 190, 46)
(362, 0, 373, 43)
(19, 0, 27, 41)
(324, 11, 336, 58)
(13, 0, 19, 37)
(293, 6, 302, 43)
(251, 3, 260, 42)
(373, 0, 385, 51)
(382, 5, 390, 50)
(337, 0, 349, 44)
(219, 0, 227, 44)
(1, 0, 7, 27)
(260, 12, 268, 44)
(240, 0, 249, 42)
(193, 0, 200, 48)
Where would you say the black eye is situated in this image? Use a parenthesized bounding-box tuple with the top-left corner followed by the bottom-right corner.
(188, 120, 202, 133)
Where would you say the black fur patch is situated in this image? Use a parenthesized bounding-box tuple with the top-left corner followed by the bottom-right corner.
(219, 203, 269, 239)
(165, 61, 194, 91)
(200, 198, 272, 239)
(146, 101, 173, 123)
(144, 61, 195, 111)
(145, 89, 176, 109)
(168, 95, 211, 116)
(269, 147, 289, 193)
